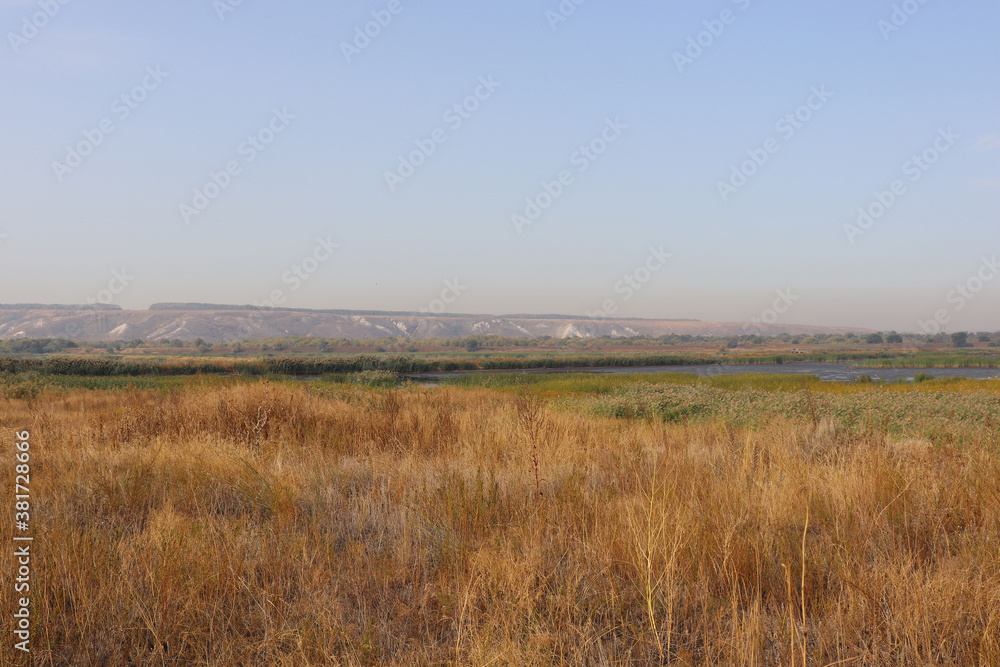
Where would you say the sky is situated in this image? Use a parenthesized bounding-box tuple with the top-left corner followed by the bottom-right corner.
(0, 0, 997, 333)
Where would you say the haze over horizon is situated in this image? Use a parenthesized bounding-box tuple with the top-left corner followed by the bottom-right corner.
(2, 1, 997, 333)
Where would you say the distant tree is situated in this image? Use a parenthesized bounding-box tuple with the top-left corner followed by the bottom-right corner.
(318, 340, 330, 353)
(196, 342, 210, 354)
(951, 331, 969, 348)
(725, 336, 739, 348)
(977, 332, 993, 343)
(465, 339, 480, 352)
(886, 333, 903, 344)
(865, 333, 883, 344)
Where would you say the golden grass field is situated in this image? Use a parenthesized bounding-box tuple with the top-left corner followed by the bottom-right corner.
(2, 374, 1000, 665)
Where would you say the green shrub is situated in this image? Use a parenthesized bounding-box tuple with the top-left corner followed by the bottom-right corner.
(347, 370, 399, 388)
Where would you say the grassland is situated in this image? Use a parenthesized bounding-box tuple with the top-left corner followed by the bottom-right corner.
(2, 372, 1000, 664)
(4, 334, 1000, 382)
(855, 353, 1000, 368)
(0, 351, 863, 378)
(0, 348, 976, 379)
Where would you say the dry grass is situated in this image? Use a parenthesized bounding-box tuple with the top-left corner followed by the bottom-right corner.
(2, 379, 1000, 665)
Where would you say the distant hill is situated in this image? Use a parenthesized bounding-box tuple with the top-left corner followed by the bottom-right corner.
(497, 314, 700, 322)
(0, 304, 121, 311)
(148, 303, 477, 318)
(148, 304, 704, 322)
(0, 305, 873, 343)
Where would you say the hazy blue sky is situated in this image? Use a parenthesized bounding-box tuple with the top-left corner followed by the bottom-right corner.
(1, 0, 997, 331)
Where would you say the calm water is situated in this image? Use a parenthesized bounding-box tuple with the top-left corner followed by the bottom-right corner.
(405, 362, 1000, 383)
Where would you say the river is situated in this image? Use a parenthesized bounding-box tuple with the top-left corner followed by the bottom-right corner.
(404, 362, 1000, 383)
